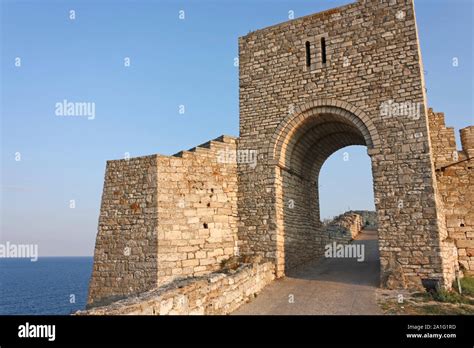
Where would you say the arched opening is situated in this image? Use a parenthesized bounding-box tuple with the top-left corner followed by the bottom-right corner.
(319, 146, 375, 221)
(317, 145, 380, 287)
(271, 102, 381, 278)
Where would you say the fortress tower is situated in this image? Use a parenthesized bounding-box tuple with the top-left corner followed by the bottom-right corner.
(87, 0, 473, 307)
(237, 0, 457, 288)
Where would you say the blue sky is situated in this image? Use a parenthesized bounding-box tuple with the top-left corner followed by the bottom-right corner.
(1, 0, 472, 256)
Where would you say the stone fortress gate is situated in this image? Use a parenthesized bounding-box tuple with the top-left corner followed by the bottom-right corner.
(87, 0, 473, 308)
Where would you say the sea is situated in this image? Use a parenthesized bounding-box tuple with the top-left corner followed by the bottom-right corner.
(0, 257, 93, 315)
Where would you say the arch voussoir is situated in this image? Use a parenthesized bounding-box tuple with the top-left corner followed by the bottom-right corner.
(270, 99, 380, 163)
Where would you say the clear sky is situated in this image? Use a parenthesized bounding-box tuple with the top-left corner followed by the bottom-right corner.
(1, 0, 472, 256)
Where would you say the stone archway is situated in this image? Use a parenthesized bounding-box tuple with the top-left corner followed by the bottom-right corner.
(236, 0, 457, 290)
(269, 100, 381, 276)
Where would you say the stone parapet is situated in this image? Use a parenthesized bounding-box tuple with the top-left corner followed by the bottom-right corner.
(80, 262, 275, 315)
(87, 135, 240, 307)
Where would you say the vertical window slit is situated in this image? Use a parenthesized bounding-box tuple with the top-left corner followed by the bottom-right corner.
(305, 41, 311, 67)
(321, 37, 327, 64)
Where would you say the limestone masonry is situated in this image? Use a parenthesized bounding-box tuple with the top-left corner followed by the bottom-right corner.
(82, 262, 274, 315)
(429, 109, 474, 276)
(86, 0, 473, 311)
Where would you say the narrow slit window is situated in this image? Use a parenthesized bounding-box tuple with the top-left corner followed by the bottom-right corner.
(305, 41, 311, 67)
(321, 37, 327, 64)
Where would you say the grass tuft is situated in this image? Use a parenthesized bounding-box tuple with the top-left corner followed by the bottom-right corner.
(459, 276, 474, 297)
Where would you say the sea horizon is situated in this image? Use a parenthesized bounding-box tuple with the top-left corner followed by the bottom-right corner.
(0, 257, 93, 315)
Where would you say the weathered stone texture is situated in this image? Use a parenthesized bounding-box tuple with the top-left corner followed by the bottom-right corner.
(88, 136, 239, 306)
(237, 0, 456, 288)
(156, 136, 238, 285)
(352, 210, 378, 228)
(88, 155, 159, 307)
(429, 109, 474, 276)
(86, 0, 473, 309)
(81, 262, 274, 315)
(324, 212, 363, 244)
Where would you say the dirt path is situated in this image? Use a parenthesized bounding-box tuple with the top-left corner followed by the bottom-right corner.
(233, 229, 382, 315)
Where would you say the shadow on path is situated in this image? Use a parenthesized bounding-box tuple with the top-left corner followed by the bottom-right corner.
(233, 229, 381, 315)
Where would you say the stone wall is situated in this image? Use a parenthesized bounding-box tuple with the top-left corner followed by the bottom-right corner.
(352, 210, 378, 228)
(281, 171, 322, 270)
(87, 136, 239, 307)
(86, 0, 472, 310)
(87, 155, 159, 307)
(80, 262, 274, 315)
(428, 109, 474, 276)
(237, 0, 456, 288)
(324, 212, 363, 243)
(156, 135, 239, 285)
